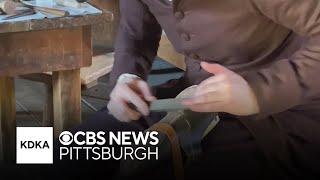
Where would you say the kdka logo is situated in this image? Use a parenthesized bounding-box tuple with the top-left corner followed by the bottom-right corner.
(16, 127, 53, 164)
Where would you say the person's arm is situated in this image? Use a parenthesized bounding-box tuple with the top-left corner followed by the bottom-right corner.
(108, 0, 161, 122)
(243, 0, 320, 116)
(110, 0, 162, 86)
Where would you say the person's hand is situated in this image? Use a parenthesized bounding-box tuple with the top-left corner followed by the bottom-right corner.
(107, 75, 156, 122)
(182, 62, 260, 116)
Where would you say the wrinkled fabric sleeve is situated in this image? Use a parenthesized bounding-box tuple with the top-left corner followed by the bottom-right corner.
(110, 0, 162, 86)
(244, 0, 320, 116)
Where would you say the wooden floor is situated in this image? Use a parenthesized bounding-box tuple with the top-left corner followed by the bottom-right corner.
(16, 58, 183, 126)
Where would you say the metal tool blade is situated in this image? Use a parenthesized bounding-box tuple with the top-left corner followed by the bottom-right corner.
(150, 98, 188, 112)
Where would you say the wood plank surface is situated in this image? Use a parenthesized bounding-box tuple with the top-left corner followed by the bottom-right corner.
(0, 76, 16, 163)
(80, 53, 114, 86)
(0, 12, 112, 34)
(0, 26, 92, 76)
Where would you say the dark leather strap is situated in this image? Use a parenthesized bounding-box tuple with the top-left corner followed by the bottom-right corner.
(150, 122, 184, 180)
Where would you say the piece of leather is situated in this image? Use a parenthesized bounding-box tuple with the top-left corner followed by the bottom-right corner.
(154, 86, 220, 158)
(150, 98, 187, 112)
(118, 86, 220, 179)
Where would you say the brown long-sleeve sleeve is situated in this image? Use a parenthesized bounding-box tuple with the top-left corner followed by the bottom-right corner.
(110, 0, 162, 86)
(244, 0, 320, 116)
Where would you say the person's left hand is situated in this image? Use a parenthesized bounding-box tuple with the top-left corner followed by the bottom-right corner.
(182, 62, 260, 116)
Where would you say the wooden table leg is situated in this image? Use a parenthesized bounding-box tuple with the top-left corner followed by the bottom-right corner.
(52, 69, 81, 138)
(43, 83, 53, 127)
(0, 77, 16, 163)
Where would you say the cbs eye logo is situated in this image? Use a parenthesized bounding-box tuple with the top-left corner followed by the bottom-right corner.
(59, 131, 73, 146)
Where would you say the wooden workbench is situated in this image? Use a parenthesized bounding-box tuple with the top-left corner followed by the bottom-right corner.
(0, 8, 113, 163)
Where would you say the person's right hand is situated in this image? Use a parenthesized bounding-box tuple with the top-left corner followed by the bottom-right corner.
(107, 75, 156, 122)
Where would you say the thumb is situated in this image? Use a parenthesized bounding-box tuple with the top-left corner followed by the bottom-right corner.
(136, 80, 156, 102)
(201, 62, 229, 75)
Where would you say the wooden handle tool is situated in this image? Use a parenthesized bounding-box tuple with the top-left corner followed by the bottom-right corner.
(20, 0, 69, 17)
(54, 0, 81, 8)
(0, 0, 17, 15)
(33, 5, 69, 17)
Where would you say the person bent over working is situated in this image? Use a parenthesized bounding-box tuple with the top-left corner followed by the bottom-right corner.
(31, 0, 320, 179)
(106, 0, 320, 179)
